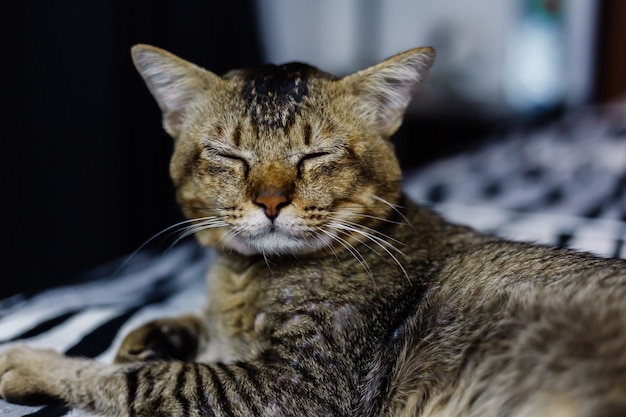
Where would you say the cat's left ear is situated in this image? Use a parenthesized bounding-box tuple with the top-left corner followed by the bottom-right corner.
(341, 47, 435, 138)
(131, 44, 224, 138)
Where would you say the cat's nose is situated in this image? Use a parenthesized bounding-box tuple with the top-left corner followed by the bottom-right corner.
(254, 192, 291, 221)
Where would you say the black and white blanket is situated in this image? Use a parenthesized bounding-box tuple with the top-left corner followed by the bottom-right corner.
(1, 100, 625, 417)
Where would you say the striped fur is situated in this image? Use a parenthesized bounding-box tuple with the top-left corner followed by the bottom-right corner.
(2, 46, 626, 417)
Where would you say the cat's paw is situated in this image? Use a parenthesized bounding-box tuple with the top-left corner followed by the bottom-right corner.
(115, 316, 202, 363)
(0, 346, 65, 406)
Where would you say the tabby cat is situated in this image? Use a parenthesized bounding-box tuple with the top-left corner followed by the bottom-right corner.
(1, 44, 626, 417)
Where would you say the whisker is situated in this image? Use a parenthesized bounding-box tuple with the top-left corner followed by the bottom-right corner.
(113, 216, 227, 277)
(331, 217, 407, 248)
(317, 228, 374, 283)
(262, 250, 274, 271)
(331, 207, 409, 226)
(372, 195, 414, 227)
(170, 218, 229, 247)
(315, 229, 342, 263)
(329, 221, 411, 283)
(329, 220, 409, 260)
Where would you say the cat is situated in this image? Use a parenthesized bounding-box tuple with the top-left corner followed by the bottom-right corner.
(1, 43, 626, 417)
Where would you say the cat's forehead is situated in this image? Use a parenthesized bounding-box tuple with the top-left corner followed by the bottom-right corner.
(223, 63, 337, 132)
(223, 62, 337, 86)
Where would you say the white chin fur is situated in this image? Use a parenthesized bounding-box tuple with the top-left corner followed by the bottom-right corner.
(222, 230, 332, 256)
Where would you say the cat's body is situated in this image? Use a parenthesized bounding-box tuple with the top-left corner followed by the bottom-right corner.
(2, 45, 626, 417)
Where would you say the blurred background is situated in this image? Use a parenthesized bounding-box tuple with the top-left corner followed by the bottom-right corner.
(1, 0, 625, 299)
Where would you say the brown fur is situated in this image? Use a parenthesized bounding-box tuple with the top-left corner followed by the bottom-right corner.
(1, 44, 626, 417)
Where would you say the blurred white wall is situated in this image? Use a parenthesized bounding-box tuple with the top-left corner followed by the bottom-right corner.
(256, 0, 597, 117)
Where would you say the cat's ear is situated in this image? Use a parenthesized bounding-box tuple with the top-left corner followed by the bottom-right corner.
(131, 44, 223, 138)
(342, 47, 435, 137)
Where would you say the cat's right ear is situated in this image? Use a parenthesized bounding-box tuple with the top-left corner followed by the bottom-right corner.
(131, 44, 223, 138)
(341, 47, 435, 138)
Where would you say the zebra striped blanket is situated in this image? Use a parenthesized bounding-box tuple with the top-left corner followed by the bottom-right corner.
(1, 100, 625, 417)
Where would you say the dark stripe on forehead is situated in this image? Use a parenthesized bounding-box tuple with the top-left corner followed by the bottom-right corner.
(237, 63, 328, 132)
(303, 123, 312, 146)
(232, 122, 242, 147)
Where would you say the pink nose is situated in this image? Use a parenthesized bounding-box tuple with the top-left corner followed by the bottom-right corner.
(254, 193, 291, 220)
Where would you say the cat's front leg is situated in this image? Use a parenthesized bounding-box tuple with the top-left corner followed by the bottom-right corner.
(115, 313, 207, 363)
(0, 346, 131, 414)
(1, 344, 354, 416)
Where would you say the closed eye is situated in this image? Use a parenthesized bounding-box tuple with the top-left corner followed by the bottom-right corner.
(297, 151, 331, 177)
(301, 151, 330, 161)
(217, 153, 250, 177)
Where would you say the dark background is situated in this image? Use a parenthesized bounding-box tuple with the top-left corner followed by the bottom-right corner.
(1, 1, 262, 298)
(2, 1, 625, 299)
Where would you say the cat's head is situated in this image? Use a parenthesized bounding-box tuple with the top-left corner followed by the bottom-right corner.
(132, 45, 434, 256)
